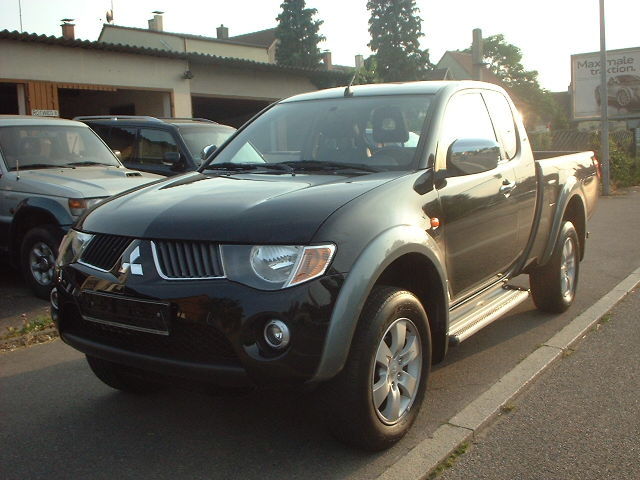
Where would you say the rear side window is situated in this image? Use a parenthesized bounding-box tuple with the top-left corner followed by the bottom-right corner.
(483, 91, 518, 159)
(439, 92, 497, 156)
(138, 128, 178, 165)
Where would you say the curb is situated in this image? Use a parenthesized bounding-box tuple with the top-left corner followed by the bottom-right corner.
(377, 267, 640, 480)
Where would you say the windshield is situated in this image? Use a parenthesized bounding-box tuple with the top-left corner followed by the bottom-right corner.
(204, 95, 433, 173)
(0, 125, 120, 171)
(177, 124, 236, 164)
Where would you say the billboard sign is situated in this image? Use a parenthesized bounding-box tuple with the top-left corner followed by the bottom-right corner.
(571, 47, 640, 120)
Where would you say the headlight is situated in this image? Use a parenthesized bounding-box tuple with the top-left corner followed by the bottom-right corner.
(68, 197, 107, 216)
(56, 230, 94, 267)
(222, 244, 336, 290)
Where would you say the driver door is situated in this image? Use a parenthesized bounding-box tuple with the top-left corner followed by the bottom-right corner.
(436, 91, 519, 300)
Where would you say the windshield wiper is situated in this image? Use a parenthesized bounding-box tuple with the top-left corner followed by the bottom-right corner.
(66, 161, 114, 166)
(204, 162, 294, 174)
(281, 160, 379, 173)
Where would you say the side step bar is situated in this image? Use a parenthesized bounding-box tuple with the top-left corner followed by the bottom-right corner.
(448, 286, 530, 346)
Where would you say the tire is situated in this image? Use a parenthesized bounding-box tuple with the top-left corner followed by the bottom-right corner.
(86, 355, 162, 394)
(616, 89, 631, 108)
(322, 287, 431, 451)
(530, 221, 580, 313)
(20, 225, 61, 299)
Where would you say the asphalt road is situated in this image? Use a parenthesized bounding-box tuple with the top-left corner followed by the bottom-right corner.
(440, 288, 640, 480)
(1, 188, 639, 480)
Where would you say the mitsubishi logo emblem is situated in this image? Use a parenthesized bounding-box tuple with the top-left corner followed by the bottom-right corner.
(120, 246, 143, 275)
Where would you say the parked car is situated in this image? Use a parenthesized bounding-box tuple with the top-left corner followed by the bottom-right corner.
(594, 74, 640, 110)
(53, 81, 599, 450)
(0, 115, 162, 298)
(76, 116, 236, 176)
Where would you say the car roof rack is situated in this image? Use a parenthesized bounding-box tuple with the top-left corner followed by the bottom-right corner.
(73, 115, 163, 122)
(159, 117, 218, 123)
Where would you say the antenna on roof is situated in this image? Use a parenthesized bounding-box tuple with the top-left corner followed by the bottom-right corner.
(152, 10, 164, 15)
(344, 55, 365, 97)
(61, 18, 74, 23)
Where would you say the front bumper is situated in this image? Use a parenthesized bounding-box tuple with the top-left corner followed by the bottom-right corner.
(53, 262, 344, 386)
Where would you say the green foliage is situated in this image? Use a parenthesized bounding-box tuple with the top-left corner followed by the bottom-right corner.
(367, 0, 433, 82)
(3, 315, 53, 340)
(275, 0, 325, 68)
(354, 55, 380, 84)
(591, 134, 639, 188)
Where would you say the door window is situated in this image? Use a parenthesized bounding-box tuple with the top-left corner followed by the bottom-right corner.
(108, 126, 137, 162)
(137, 128, 179, 165)
(439, 93, 497, 165)
(483, 91, 518, 159)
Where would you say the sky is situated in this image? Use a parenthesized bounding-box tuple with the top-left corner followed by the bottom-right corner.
(0, 0, 638, 92)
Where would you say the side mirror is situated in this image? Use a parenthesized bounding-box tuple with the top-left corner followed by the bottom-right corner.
(446, 138, 501, 176)
(202, 144, 217, 161)
(112, 149, 122, 161)
(162, 151, 181, 166)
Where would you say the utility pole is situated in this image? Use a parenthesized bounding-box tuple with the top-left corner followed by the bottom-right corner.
(599, 0, 611, 195)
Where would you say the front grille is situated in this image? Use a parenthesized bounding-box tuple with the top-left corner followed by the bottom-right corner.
(63, 311, 239, 365)
(152, 240, 224, 279)
(80, 234, 132, 271)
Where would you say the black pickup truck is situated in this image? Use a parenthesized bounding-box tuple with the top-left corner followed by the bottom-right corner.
(52, 81, 599, 450)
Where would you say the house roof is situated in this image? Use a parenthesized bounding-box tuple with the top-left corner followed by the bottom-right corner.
(440, 51, 504, 85)
(230, 28, 277, 47)
(0, 29, 347, 80)
(98, 24, 273, 49)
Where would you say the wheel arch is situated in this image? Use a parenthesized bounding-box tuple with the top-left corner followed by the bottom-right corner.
(9, 199, 72, 264)
(310, 225, 449, 383)
(540, 177, 587, 266)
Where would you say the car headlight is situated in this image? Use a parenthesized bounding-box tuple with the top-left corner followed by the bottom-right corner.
(68, 197, 107, 217)
(221, 244, 336, 290)
(56, 230, 94, 267)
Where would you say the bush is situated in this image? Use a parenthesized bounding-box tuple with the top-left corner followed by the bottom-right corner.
(590, 133, 639, 188)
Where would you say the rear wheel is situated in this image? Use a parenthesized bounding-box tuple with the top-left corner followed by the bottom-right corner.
(530, 221, 580, 313)
(20, 225, 61, 299)
(86, 355, 162, 394)
(616, 89, 632, 107)
(323, 287, 431, 451)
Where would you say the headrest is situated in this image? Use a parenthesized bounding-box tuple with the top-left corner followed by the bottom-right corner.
(372, 107, 409, 144)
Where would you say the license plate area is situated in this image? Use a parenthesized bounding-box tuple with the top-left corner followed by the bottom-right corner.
(80, 291, 171, 335)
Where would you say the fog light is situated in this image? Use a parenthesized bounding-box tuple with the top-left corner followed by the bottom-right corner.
(50, 287, 59, 310)
(263, 320, 290, 350)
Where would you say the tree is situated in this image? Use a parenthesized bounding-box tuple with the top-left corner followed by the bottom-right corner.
(366, 0, 432, 82)
(275, 0, 325, 68)
(468, 34, 564, 128)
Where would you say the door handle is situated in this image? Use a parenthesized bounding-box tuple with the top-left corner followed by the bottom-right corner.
(499, 179, 516, 196)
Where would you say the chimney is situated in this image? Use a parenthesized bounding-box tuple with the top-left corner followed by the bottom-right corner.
(148, 12, 164, 32)
(61, 19, 75, 40)
(216, 24, 229, 39)
(471, 28, 483, 81)
(355, 54, 364, 69)
(322, 50, 332, 69)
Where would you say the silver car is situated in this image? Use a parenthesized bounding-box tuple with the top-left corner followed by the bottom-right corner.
(0, 116, 162, 298)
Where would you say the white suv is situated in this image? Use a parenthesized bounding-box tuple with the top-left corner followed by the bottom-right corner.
(0, 116, 161, 298)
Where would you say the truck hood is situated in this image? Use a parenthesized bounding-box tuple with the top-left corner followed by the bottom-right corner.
(79, 171, 399, 243)
(8, 166, 161, 199)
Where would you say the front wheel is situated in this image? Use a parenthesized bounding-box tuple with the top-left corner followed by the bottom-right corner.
(530, 221, 580, 313)
(322, 287, 431, 451)
(20, 225, 61, 299)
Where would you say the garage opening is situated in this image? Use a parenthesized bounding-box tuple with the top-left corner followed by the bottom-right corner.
(192, 96, 273, 128)
(59, 88, 171, 119)
(0, 83, 20, 114)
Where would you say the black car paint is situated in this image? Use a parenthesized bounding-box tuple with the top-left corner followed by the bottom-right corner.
(54, 81, 598, 386)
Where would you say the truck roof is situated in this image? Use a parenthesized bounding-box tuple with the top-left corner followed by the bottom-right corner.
(280, 80, 505, 103)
